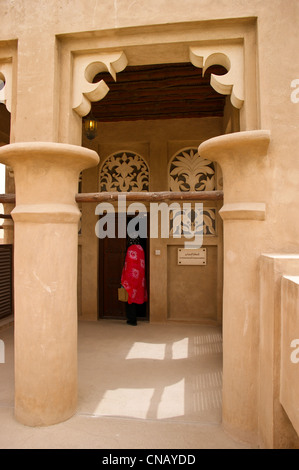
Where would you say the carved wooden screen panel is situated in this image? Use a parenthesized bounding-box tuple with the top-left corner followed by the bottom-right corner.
(100, 151, 149, 192)
(169, 147, 216, 192)
(168, 147, 217, 237)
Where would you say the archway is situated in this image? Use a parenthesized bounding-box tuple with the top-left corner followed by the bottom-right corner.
(70, 27, 261, 443)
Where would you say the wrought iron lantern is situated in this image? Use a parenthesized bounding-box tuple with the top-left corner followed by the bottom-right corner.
(84, 113, 99, 140)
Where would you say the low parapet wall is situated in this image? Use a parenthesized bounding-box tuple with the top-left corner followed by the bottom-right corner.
(280, 275, 299, 437)
(259, 254, 299, 449)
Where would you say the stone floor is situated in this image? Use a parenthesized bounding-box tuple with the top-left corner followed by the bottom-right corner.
(0, 319, 255, 449)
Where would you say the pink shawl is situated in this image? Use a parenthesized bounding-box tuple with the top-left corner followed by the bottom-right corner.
(121, 244, 148, 304)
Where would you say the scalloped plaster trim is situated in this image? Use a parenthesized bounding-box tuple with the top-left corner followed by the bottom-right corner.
(72, 51, 128, 117)
(190, 43, 244, 109)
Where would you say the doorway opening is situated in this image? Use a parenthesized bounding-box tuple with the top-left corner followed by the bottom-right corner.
(98, 213, 149, 321)
(80, 59, 232, 325)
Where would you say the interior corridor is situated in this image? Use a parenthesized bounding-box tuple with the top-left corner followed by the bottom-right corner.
(0, 320, 254, 449)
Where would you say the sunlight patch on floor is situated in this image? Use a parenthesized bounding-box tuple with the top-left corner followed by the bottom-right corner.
(125, 337, 189, 361)
(84, 322, 223, 423)
(92, 380, 186, 420)
(171, 338, 189, 359)
(157, 378, 185, 419)
(93, 387, 155, 419)
(125, 342, 166, 360)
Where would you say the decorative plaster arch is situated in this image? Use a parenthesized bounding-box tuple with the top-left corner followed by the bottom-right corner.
(71, 42, 245, 120)
(72, 46, 244, 117)
(72, 51, 128, 117)
(190, 43, 244, 109)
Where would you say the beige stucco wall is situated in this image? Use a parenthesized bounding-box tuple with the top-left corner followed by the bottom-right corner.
(0, 0, 298, 446)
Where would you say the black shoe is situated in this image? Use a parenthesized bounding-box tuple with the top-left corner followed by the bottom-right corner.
(126, 320, 137, 326)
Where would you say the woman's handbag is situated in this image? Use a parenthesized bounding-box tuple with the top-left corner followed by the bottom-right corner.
(118, 286, 128, 302)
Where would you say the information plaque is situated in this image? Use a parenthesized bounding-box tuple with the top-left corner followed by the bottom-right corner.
(178, 247, 207, 265)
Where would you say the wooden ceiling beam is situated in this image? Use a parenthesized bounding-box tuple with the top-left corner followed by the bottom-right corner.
(95, 114, 224, 122)
(94, 63, 225, 83)
(94, 87, 221, 103)
(90, 62, 226, 122)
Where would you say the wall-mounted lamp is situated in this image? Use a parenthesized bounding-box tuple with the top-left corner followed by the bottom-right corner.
(84, 113, 99, 140)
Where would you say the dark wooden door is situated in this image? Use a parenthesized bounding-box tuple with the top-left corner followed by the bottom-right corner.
(98, 215, 149, 320)
(99, 233, 127, 319)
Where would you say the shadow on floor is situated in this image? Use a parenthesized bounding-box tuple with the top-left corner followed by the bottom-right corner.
(78, 320, 223, 423)
(0, 320, 255, 449)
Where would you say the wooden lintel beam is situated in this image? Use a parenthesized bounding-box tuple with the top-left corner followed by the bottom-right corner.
(0, 190, 224, 206)
(75, 190, 224, 203)
(0, 194, 15, 204)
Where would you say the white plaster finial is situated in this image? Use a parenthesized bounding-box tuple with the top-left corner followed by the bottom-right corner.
(0, 61, 12, 113)
(72, 51, 128, 117)
(189, 43, 244, 109)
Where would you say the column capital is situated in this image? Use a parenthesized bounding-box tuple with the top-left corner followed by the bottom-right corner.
(0, 142, 99, 206)
(198, 131, 271, 220)
(198, 130, 271, 162)
(0, 141, 99, 171)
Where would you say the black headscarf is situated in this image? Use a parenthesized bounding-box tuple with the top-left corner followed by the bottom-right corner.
(127, 234, 141, 247)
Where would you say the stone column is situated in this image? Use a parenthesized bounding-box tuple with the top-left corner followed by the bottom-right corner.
(198, 130, 270, 444)
(0, 142, 99, 426)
